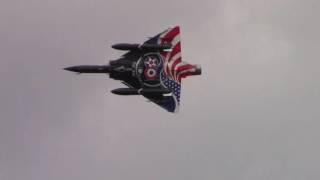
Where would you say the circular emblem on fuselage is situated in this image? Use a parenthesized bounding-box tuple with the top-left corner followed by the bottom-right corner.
(136, 53, 163, 87)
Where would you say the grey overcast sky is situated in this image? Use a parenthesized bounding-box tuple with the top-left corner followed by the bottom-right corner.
(1, 0, 320, 179)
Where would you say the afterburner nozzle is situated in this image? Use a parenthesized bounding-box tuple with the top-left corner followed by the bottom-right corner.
(190, 64, 201, 75)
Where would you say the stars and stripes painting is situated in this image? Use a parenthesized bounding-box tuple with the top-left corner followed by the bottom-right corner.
(144, 26, 201, 112)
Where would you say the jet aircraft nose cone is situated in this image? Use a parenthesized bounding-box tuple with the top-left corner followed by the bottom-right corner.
(64, 66, 79, 72)
(63, 65, 110, 73)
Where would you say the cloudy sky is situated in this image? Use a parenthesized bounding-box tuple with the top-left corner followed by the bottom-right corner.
(1, 0, 320, 179)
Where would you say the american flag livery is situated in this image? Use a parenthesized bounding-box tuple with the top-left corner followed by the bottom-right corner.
(158, 26, 198, 82)
(144, 26, 200, 112)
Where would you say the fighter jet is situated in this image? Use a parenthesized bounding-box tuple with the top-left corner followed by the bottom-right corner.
(64, 26, 201, 113)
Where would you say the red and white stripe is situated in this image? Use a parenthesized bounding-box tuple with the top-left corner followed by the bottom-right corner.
(159, 26, 197, 82)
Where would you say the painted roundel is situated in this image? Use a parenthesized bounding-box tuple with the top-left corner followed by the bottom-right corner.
(144, 68, 157, 80)
(136, 53, 164, 87)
